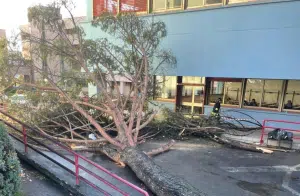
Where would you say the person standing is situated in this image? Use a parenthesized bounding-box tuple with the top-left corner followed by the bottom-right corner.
(211, 98, 222, 117)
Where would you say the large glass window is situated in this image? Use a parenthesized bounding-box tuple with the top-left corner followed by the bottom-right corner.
(153, 0, 182, 11)
(182, 86, 193, 103)
(284, 80, 300, 110)
(209, 81, 224, 103)
(182, 86, 204, 103)
(244, 79, 262, 107)
(244, 79, 283, 109)
(209, 80, 242, 106)
(262, 80, 283, 108)
(155, 76, 177, 101)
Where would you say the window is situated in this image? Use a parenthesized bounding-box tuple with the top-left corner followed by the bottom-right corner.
(155, 76, 177, 101)
(120, 0, 148, 12)
(182, 86, 193, 102)
(179, 76, 205, 114)
(182, 86, 204, 103)
(187, 0, 204, 8)
(93, 0, 118, 17)
(284, 80, 300, 111)
(209, 81, 224, 103)
(153, 0, 182, 11)
(208, 80, 242, 106)
(123, 82, 132, 96)
(187, 0, 221, 8)
(228, 0, 262, 4)
(24, 75, 30, 83)
(153, 0, 166, 10)
(167, 0, 182, 9)
(182, 76, 205, 84)
(223, 82, 242, 105)
(65, 28, 77, 35)
(244, 79, 283, 109)
(205, 0, 222, 5)
(244, 79, 263, 107)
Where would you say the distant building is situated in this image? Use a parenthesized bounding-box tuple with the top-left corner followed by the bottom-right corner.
(0, 29, 32, 83)
(20, 6, 85, 83)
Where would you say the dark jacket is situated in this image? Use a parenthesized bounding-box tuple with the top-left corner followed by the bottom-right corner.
(213, 102, 221, 113)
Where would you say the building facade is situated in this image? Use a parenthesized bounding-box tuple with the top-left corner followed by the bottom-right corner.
(20, 7, 85, 83)
(0, 29, 32, 82)
(82, 0, 300, 123)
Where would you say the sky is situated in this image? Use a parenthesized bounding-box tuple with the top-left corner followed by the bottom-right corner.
(0, 0, 86, 37)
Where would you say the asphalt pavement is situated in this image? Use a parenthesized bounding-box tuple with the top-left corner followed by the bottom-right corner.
(138, 138, 300, 196)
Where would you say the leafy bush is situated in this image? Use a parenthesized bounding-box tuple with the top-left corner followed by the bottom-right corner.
(0, 124, 21, 196)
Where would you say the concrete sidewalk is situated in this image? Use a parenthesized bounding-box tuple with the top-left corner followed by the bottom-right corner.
(11, 137, 147, 196)
(20, 161, 71, 196)
(223, 129, 300, 149)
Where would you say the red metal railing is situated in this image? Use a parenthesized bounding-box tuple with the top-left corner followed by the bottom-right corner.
(0, 110, 149, 196)
(260, 119, 300, 145)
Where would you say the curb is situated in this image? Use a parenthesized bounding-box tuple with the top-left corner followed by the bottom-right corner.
(16, 150, 85, 196)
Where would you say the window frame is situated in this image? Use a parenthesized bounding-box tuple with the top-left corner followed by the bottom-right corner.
(152, 0, 184, 12)
(282, 80, 300, 113)
(154, 75, 177, 102)
(243, 79, 284, 111)
(177, 76, 206, 114)
(207, 78, 243, 107)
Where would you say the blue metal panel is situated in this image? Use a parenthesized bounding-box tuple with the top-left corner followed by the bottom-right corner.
(148, 1, 300, 79)
(83, 1, 300, 78)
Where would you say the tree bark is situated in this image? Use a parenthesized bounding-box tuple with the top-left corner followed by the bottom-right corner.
(145, 140, 175, 157)
(211, 135, 273, 154)
(121, 147, 206, 196)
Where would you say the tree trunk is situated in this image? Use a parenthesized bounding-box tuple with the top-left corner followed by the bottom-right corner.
(121, 147, 206, 196)
(210, 135, 273, 154)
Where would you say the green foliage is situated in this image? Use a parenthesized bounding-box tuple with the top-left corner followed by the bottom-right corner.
(0, 38, 11, 88)
(0, 37, 26, 96)
(90, 13, 177, 76)
(0, 124, 21, 196)
(27, 4, 61, 29)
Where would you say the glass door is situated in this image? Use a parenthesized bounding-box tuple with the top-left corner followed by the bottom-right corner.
(181, 85, 204, 114)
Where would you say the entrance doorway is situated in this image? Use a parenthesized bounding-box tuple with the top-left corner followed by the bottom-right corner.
(181, 85, 204, 114)
(176, 76, 206, 114)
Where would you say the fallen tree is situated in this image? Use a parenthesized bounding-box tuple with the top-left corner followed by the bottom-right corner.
(162, 109, 272, 154)
(8, 1, 204, 195)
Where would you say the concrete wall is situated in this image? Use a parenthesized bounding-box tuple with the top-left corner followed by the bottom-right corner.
(84, 0, 300, 79)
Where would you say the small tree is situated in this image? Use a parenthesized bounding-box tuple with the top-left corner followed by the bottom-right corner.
(0, 124, 21, 196)
(0, 36, 27, 99)
(18, 0, 204, 195)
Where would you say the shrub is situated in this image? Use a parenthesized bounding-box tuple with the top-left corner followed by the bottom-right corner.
(0, 124, 21, 196)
